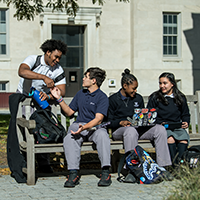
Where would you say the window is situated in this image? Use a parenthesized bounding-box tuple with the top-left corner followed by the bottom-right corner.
(52, 25, 84, 69)
(52, 25, 85, 97)
(163, 13, 180, 57)
(0, 82, 7, 91)
(0, 9, 8, 56)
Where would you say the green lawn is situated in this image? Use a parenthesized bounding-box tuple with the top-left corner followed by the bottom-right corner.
(0, 114, 10, 135)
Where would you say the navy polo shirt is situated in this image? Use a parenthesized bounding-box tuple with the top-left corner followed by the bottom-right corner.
(69, 88, 109, 123)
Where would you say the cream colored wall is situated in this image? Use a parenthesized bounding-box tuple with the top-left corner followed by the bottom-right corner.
(0, 0, 199, 97)
(0, 2, 42, 92)
(131, 0, 200, 96)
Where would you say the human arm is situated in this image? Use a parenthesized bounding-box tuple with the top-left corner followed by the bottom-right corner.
(18, 63, 55, 88)
(181, 95, 190, 129)
(147, 94, 158, 109)
(71, 113, 104, 135)
(50, 87, 75, 117)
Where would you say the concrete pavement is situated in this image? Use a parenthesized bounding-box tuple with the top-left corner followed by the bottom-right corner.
(0, 171, 175, 200)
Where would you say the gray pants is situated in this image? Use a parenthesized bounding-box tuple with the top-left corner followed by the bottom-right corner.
(112, 124, 172, 167)
(63, 123, 111, 170)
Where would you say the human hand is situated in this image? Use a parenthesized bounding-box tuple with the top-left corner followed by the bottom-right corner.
(71, 124, 84, 135)
(50, 87, 61, 99)
(182, 122, 188, 129)
(43, 76, 55, 88)
(39, 91, 48, 101)
(119, 120, 131, 127)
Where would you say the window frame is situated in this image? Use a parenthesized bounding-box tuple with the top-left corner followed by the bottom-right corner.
(0, 81, 9, 92)
(0, 8, 9, 58)
(162, 12, 181, 60)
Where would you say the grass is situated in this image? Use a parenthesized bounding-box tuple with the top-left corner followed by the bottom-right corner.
(0, 114, 11, 135)
(167, 164, 200, 200)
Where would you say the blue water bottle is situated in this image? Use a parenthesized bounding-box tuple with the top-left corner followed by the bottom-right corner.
(29, 87, 49, 109)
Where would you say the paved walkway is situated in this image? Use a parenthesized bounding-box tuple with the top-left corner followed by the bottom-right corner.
(0, 171, 175, 200)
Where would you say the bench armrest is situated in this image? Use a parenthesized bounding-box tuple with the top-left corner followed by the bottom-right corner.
(16, 117, 36, 129)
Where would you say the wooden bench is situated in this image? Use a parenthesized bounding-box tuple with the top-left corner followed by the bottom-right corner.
(16, 91, 200, 185)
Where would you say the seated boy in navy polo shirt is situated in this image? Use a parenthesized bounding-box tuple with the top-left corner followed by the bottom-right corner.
(51, 67, 111, 188)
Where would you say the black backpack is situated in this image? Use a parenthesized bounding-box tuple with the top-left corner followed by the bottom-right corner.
(117, 145, 166, 184)
(30, 109, 66, 144)
(182, 145, 200, 168)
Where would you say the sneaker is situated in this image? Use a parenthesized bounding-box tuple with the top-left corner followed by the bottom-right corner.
(64, 170, 80, 188)
(98, 170, 112, 187)
(124, 172, 137, 183)
(162, 170, 174, 181)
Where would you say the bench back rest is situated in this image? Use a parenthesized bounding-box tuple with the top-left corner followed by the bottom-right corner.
(17, 91, 200, 134)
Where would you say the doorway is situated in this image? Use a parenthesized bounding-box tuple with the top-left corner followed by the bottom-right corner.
(52, 25, 85, 97)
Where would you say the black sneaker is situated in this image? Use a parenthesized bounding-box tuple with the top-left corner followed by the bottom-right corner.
(64, 170, 80, 188)
(98, 170, 112, 187)
(162, 170, 174, 181)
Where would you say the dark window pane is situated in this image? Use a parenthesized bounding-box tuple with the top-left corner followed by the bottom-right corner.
(169, 15, 172, 23)
(173, 15, 177, 24)
(0, 10, 6, 22)
(168, 46, 172, 54)
(163, 36, 167, 45)
(173, 27, 177, 34)
(64, 47, 83, 68)
(173, 46, 177, 55)
(163, 46, 167, 55)
(52, 25, 84, 68)
(2, 83, 6, 90)
(52, 25, 84, 46)
(163, 15, 167, 23)
(168, 36, 172, 44)
(173, 36, 177, 45)
(169, 27, 172, 34)
(0, 44, 6, 54)
(66, 26, 81, 46)
(163, 26, 167, 34)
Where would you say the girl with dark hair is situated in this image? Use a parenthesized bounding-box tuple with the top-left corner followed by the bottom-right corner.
(147, 72, 190, 167)
(107, 69, 172, 183)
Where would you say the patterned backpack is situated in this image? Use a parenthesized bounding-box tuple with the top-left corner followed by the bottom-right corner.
(117, 145, 166, 184)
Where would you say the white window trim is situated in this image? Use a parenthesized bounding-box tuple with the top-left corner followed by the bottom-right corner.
(162, 12, 182, 62)
(0, 8, 10, 60)
(41, 7, 102, 70)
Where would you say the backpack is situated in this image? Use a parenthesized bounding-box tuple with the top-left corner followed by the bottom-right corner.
(117, 145, 165, 184)
(31, 55, 65, 84)
(182, 145, 200, 168)
(30, 109, 66, 144)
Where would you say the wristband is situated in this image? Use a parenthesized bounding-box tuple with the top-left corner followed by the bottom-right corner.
(47, 94, 51, 100)
(56, 96, 63, 103)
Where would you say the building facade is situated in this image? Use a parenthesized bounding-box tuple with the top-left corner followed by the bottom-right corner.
(0, 0, 200, 99)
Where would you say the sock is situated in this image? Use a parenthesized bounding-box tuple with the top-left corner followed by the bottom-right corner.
(102, 166, 110, 171)
(177, 143, 188, 161)
(168, 143, 177, 165)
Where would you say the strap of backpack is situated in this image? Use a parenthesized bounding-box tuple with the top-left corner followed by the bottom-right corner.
(117, 150, 132, 182)
(54, 72, 65, 84)
(30, 55, 65, 84)
(31, 55, 42, 71)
